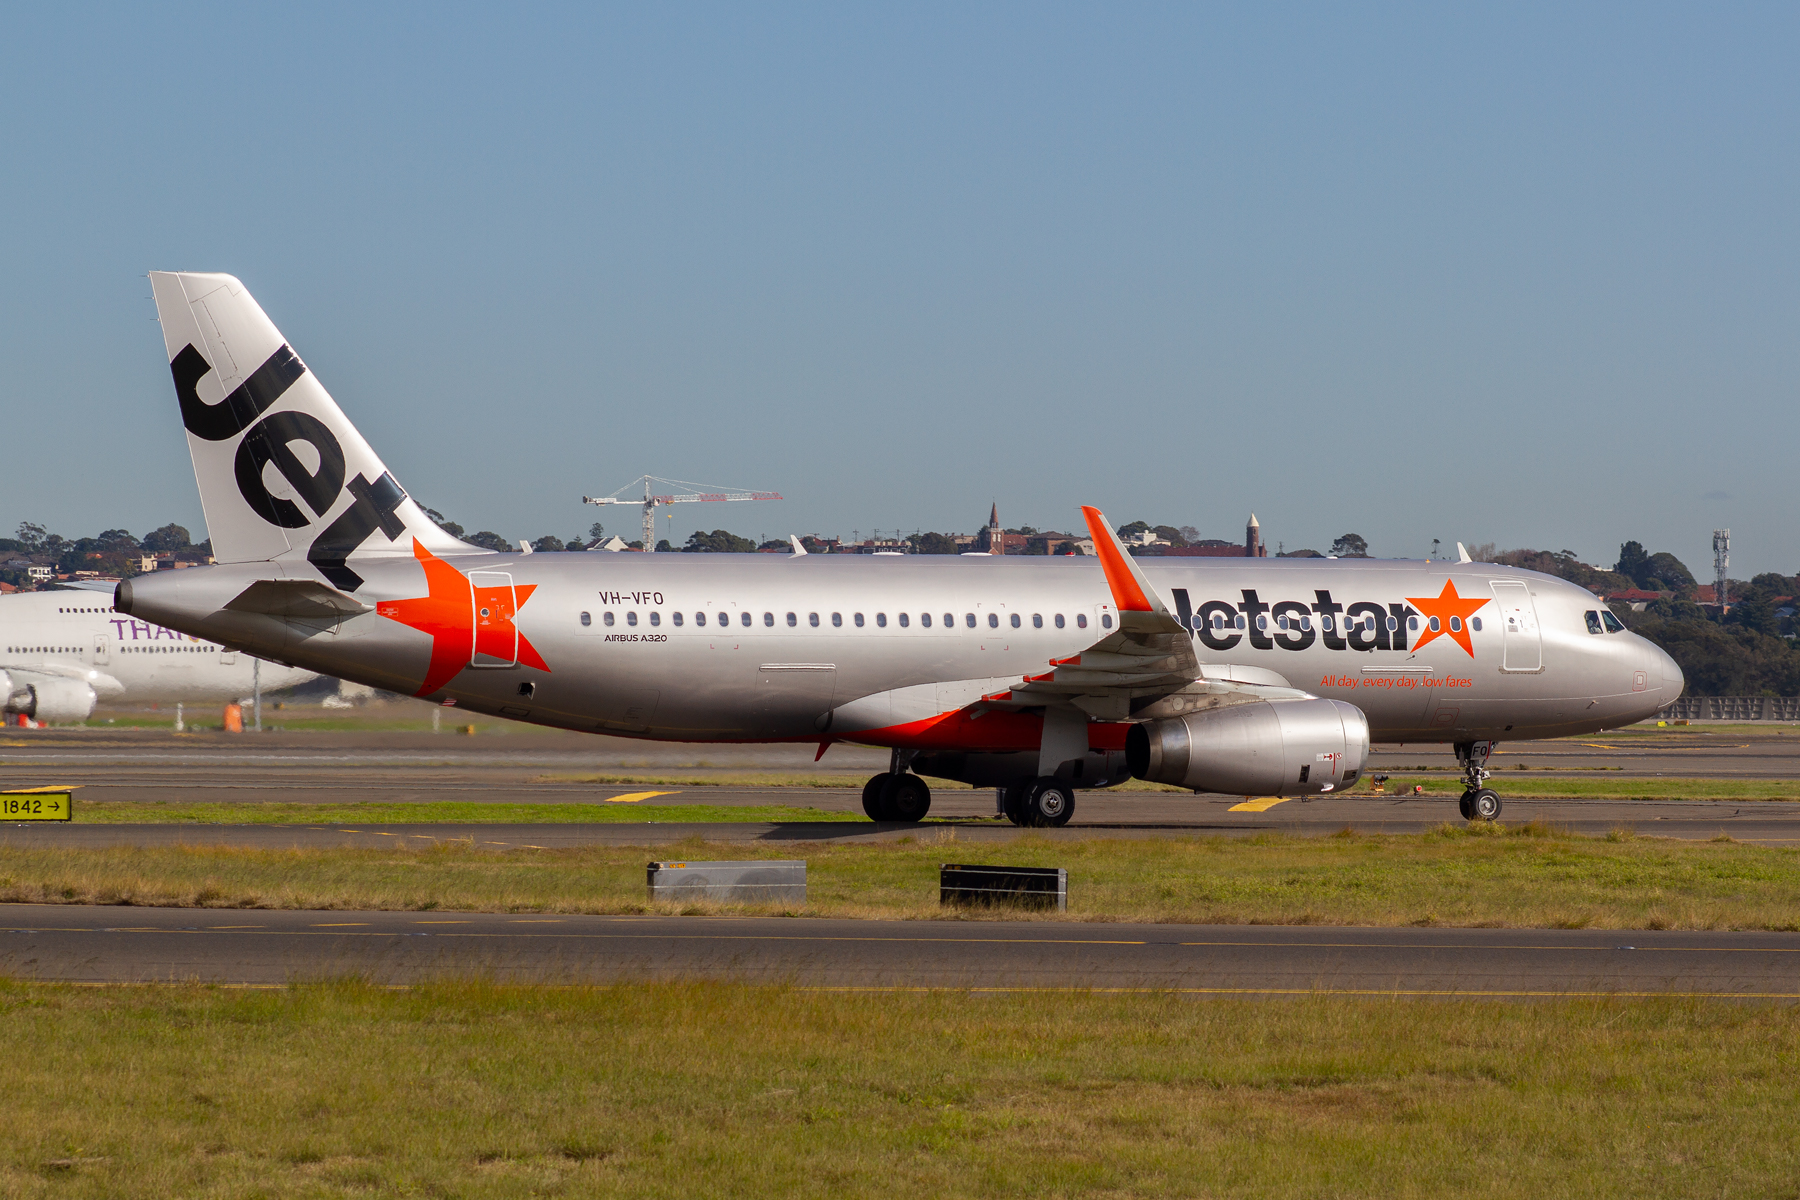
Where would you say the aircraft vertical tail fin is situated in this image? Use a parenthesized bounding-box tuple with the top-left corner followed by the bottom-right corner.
(148, 272, 480, 591)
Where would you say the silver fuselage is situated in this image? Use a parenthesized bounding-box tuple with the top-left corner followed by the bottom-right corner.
(122, 552, 1682, 744)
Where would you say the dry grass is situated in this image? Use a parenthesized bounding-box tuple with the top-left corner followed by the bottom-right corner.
(0, 980, 1794, 1198)
(2, 827, 1796, 929)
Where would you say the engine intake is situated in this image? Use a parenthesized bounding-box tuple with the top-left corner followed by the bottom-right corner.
(1126, 698, 1369, 795)
(3, 676, 98, 724)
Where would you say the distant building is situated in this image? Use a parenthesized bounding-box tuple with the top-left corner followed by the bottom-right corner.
(1246, 513, 1266, 558)
(26, 565, 52, 582)
(975, 504, 1029, 554)
(1145, 517, 1266, 558)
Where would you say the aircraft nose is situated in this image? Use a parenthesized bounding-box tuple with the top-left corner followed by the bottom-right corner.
(1654, 643, 1684, 702)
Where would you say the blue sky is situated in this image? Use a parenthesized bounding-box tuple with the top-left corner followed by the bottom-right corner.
(2, 3, 1795, 574)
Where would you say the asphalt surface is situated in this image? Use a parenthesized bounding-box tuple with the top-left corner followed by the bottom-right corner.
(3, 719, 1799, 843)
(0, 905, 1794, 995)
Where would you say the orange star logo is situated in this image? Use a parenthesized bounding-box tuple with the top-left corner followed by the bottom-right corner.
(1404, 579, 1490, 657)
(375, 540, 549, 696)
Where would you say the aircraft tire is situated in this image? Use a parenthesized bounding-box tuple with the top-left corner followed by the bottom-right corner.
(1458, 791, 1476, 821)
(1470, 788, 1502, 822)
(884, 774, 932, 822)
(862, 774, 894, 822)
(1022, 778, 1075, 828)
(1001, 782, 1030, 826)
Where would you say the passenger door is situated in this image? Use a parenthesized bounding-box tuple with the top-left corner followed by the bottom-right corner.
(1490, 580, 1542, 673)
(469, 571, 518, 668)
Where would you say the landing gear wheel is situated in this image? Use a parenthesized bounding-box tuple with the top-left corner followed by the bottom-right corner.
(884, 774, 932, 823)
(1001, 782, 1030, 826)
(1470, 788, 1502, 822)
(1020, 778, 1075, 828)
(1458, 790, 1476, 821)
(862, 774, 893, 822)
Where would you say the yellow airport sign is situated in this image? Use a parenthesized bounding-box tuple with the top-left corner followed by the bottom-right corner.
(0, 788, 73, 821)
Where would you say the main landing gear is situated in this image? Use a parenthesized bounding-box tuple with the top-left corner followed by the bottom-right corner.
(1455, 740, 1502, 821)
(862, 750, 932, 823)
(1000, 778, 1076, 828)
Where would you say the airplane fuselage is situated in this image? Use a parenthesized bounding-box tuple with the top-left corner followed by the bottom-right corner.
(122, 551, 1681, 745)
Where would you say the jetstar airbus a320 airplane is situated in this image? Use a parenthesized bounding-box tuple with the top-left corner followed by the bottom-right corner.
(119, 272, 1685, 824)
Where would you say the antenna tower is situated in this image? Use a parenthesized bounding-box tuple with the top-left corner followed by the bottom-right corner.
(582, 475, 783, 552)
(1713, 529, 1730, 611)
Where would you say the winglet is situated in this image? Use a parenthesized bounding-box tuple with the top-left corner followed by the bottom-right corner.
(1456, 541, 1472, 563)
(1079, 506, 1162, 613)
(789, 535, 808, 556)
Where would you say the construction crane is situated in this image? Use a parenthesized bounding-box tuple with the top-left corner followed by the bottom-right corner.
(582, 475, 783, 552)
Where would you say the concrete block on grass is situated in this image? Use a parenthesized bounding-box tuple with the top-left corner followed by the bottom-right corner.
(647, 860, 806, 903)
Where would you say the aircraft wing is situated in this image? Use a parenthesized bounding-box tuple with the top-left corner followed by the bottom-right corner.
(989, 507, 1200, 719)
(984, 507, 1315, 721)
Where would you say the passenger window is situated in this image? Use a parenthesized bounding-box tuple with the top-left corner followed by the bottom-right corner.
(1276, 615, 1288, 630)
(1101, 614, 1113, 629)
(899, 613, 910, 627)
(1407, 616, 1419, 632)
(1601, 610, 1624, 633)
(649, 612, 660, 627)
(965, 613, 976, 628)
(987, 613, 998, 628)
(832, 612, 842, 627)
(1009, 614, 1020, 628)
(672, 612, 683, 627)
(1387, 616, 1398, 632)
(1300, 616, 1311, 631)
(1235, 615, 1246, 630)
(741, 612, 752, 627)
(1032, 614, 1043, 628)
(1077, 614, 1088, 629)
(1471, 617, 1482, 632)
(695, 611, 706, 626)
(626, 612, 638, 627)
(1449, 616, 1461, 632)
(920, 613, 932, 627)
(855, 613, 865, 627)
(787, 612, 797, 627)
(1257, 615, 1268, 631)
(943, 613, 953, 628)
(763, 612, 774, 627)
(1584, 610, 1604, 635)
(1427, 616, 1440, 632)
(580, 612, 591, 627)
(876, 613, 887, 628)
(809, 613, 820, 627)
(1055, 614, 1065, 629)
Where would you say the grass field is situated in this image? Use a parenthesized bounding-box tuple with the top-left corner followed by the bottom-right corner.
(4, 826, 1797, 929)
(0, 981, 1795, 1198)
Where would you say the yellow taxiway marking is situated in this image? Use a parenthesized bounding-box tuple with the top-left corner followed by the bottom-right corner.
(604, 790, 677, 804)
(1229, 796, 1289, 812)
(807, 986, 1800, 999)
(309, 923, 369, 928)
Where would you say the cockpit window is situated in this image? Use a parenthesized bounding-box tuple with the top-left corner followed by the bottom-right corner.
(1583, 610, 1604, 635)
(1601, 609, 1625, 633)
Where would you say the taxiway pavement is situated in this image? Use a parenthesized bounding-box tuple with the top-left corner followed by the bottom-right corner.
(0, 905, 1794, 995)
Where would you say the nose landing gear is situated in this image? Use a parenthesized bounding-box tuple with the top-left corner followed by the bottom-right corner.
(1455, 740, 1501, 821)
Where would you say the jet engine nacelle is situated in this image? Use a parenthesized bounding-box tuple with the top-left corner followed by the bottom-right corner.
(1126, 698, 1369, 796)
(2, 674, 99, 724)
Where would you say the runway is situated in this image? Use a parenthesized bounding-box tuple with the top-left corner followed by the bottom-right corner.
(1, 905, 1795, 995)
(4, 721, 1799, 844)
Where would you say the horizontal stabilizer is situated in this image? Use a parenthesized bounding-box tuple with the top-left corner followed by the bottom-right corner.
(223, 579, 373, 620)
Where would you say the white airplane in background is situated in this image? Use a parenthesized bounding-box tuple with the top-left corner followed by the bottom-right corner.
(121, 272, 1683, 824)
(1, 590, 317, 723)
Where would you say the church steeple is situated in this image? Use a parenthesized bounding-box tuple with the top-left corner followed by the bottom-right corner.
(987, 502, 1002, 554)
